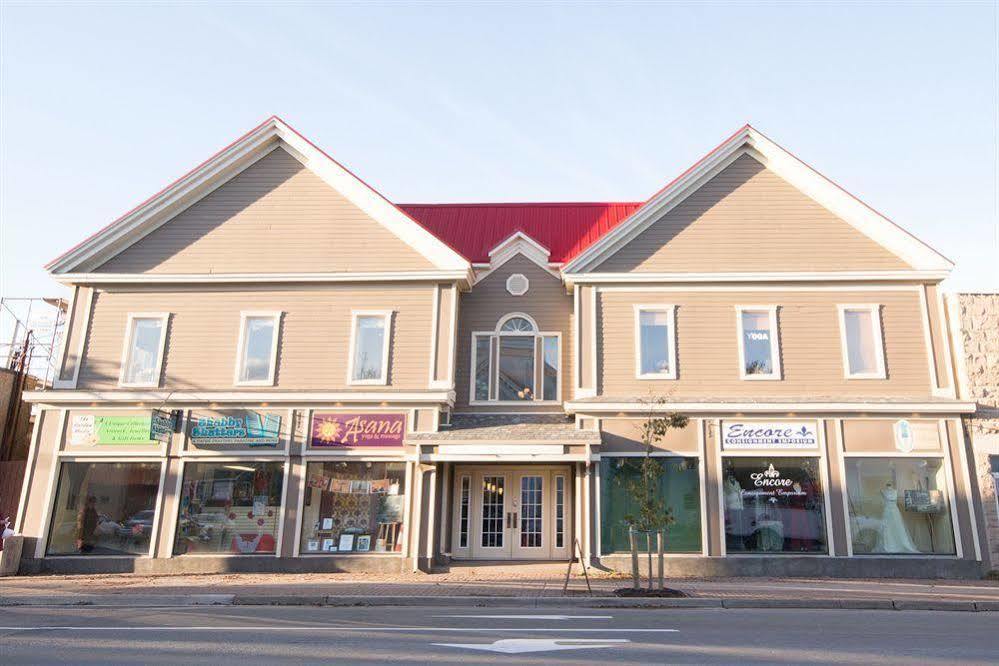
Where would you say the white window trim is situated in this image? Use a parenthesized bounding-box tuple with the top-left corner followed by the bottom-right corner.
(506, 273, 530, 296)
(347, 310, 394, 386)
(468, 313, 561, 405)
(837, 304, 887, 379)
(118, 312, 170, 388)
(234, 311, 282, 387)
(735, 305, 781, 381)
(634, 304, 677, 380)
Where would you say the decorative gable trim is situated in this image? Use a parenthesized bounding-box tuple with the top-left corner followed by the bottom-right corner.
(46, 116, 471, 276)
(562, 125, 953, 275)
(474, 231, 560, 284)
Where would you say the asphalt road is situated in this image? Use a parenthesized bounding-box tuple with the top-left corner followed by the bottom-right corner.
(0, 605, 995, 665)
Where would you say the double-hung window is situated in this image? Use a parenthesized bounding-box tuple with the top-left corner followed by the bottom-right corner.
(471, 313, 560, 403)
(235, 312, 281, 386)
(736, 306, 781, 380)
(634, 305, 677, 380)
(119, 313, 169, 387)
(349, 311, 393, 385)
(838, 305, 886, 379)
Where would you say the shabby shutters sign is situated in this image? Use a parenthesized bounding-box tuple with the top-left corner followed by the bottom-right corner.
(722, 421, 819, 450)
(190, 411, 282, 447)
(70, 415, 157, 446)
(310, 413, 406, 447)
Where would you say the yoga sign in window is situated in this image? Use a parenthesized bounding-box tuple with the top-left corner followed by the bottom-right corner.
(723, 457, 827, 554)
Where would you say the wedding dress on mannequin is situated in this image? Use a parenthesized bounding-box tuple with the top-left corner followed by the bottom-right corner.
(873, 484, 920, 553)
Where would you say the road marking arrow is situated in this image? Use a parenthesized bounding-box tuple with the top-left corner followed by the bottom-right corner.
(433, 638, 630, 654)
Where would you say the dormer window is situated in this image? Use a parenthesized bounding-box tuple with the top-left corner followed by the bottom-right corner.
(471, 313, 560, 404)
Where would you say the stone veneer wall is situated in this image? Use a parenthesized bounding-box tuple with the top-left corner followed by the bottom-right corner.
(956, 293, 999, 570)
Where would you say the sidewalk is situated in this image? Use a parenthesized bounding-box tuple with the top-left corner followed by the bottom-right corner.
(3, 563, 998, 611)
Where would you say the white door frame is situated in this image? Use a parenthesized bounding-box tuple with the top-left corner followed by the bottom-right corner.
(450, 464, 573, 561)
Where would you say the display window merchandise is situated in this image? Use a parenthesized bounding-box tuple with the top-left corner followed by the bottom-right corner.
(723, 456, 827, 554)
(46, 462, 162, 556)
(600, 457, 702, 554)
(844, 457, 955, 555)
(173, 461, 285, 555)
(300, 461, 407, 554)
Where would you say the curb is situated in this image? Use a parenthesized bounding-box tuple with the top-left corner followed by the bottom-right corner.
(2, 594, 998, 611)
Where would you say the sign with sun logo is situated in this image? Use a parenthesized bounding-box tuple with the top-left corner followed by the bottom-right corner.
(310, 413, 407, 447)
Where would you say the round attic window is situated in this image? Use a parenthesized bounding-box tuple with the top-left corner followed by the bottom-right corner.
(506, 273, 530, 296)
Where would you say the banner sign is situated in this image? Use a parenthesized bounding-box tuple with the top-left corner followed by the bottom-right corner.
(190, 412, 282, 447)
(722, 421, 818, 450)
(70, 415, 156, 446)
(150, 409, 179, 443)
(310, 413, 406, 448)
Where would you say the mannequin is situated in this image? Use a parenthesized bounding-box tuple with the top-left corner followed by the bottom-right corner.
(724, 474, 744, 510)
(872, 483, 920, 554)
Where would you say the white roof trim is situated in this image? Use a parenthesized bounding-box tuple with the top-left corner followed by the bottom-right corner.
(23, 389, 455, 405)
(47, 116, 471, 274)
(562, 125, 953, 274)
(564, 400, 976, 414)
(54, 270, 471, 285)
(475, 230, 559, 283)
(563, 270, 950, 287)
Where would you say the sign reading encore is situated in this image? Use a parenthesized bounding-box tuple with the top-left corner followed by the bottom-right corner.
(310, 413, 407, 447)
(721, 421, 819, 450)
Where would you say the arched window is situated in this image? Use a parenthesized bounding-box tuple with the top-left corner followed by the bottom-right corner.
(471, 313, 559, 403)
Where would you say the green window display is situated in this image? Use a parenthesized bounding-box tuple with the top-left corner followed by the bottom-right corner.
(600, 457, 701, 554)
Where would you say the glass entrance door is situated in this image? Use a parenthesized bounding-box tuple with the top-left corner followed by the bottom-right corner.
(454, 466, 572, 561)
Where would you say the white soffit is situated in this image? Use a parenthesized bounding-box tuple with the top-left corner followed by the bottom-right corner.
(562, 125, 954, 275)
(46, 116, 471, 274)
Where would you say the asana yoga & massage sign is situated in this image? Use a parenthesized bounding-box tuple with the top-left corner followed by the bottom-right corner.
(310, 413, 406, 447)
(722, 421, 819, 450)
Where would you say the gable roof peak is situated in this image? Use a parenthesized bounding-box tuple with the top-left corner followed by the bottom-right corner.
(47, 116, 471, 275)
(562, 124, 953, 274)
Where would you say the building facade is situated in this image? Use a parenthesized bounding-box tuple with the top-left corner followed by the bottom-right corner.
(949, 293, 999, 573)
(15, 118, 985, 577)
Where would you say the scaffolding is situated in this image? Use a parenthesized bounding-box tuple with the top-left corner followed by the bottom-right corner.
(0, 297, 68, 387)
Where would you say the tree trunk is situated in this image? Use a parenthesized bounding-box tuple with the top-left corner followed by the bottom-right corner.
(645, 532, 653, 591)
(657, 529, 664, 590)
(628, 528, 639, 590)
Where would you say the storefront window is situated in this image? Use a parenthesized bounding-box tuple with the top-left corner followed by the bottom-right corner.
(845, 457, 955, 555)
(300, 461, 407, 554)
(46, 462, 162, 556)
(723, 456, 827, 554)
(600, 457, 701, 554)
(173, 461, 285, 555)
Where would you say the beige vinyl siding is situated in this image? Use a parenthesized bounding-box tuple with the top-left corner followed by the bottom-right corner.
(454, 255, 573, 410)
(97, 147, 436, 274)
(600, 418, 699, 454)
(598, 288, 933, 399)
(77, 284, 435, 390)
(595, 154, 910, 273)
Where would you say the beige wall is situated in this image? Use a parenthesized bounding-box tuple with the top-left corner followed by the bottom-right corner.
(97, 147, 436, 274)
(597, 287, 934, 399)
(599, 418, 699, 454)
(453, 255, 573, 410)
(78, 284, 439, 391)
(595, 154, 910, 273)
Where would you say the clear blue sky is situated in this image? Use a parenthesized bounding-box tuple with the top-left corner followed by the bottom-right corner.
(2, 2, 997, 298)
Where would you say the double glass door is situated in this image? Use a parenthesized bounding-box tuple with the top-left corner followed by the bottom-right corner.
(453, 466, 571, 560)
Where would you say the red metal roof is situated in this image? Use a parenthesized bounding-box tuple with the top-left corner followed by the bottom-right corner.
(398, 202, 643, 264)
